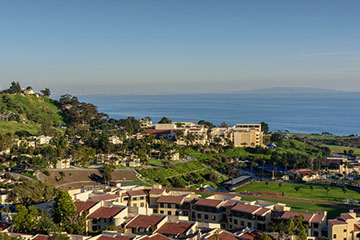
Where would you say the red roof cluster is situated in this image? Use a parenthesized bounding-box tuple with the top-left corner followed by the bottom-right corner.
(88, 206, 125, 219)
(207, 231, 239, 240)
(74, 201, 97, 212)
(90, 194, 119, 201)
(97, 235, 133, 240)
(280, 211, 324, 223)
(126, 190, 146, 197)
(155, 222, 193, 236)
(194, 198, 223, 208)
(140, 234, 172, 240)
(231, 203, 261, 214)
(158, 196, 185, 204)
(127, 215, 165, 229)
(239, 231, 265, 240)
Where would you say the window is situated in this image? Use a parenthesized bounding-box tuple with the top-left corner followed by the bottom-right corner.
(241, 221, 244, 226)
(154, 209, 158, 213)
(160, 210, 164, 214)
(160, 203, 164, 208)
(124, 197, 128, 201)
(314, 231, 318, 237)
(197, 213, 201, 218)
(168, 211, 172, 215)
(229, 225, 233, 229)
(344, 229, 347, 232)
(183, 211, 188, 216)
(133, 203, 137, 207)
(133, 197, 137, 201)
(140, 202, 144, 207)
(234, 219, 238, 224)
(204, 214, 209, 220)
(248, 222, 252, 228)
(167, 203, 172, 208)
(211, 216, 216, 221)
(229, 218, 232, 222)
(333, 234, 336, 239)
(313, 223, 319, 228)
(140, 196, 144, 200)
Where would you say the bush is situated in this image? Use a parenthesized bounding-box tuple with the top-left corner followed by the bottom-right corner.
(43, 170, 50, 176)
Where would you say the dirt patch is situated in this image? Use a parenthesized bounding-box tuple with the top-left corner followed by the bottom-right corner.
(38, 169, 139, 188)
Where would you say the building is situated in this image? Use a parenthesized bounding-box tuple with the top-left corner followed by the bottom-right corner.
(87, 206, 128, 232)
(125, 215, 167, 235)
(224, 176, 252, 191)
(328, 211, 360, 240)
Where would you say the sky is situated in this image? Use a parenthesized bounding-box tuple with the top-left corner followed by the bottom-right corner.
(0, 0, 359, 95)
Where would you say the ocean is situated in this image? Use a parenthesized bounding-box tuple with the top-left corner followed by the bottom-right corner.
(79, 91, 360, 136)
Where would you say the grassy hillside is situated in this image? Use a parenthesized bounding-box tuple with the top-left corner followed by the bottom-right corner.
(0, 94, 64, 134)
(138, 160, 229, 188)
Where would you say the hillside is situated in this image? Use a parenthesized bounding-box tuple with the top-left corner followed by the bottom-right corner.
(0, 94, 64, 135)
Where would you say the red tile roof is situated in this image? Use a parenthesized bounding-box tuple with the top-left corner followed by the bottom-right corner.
(231, 203, 261, 214)
(74, 201, 97, 212)
(145, 129, 182, 135)
(328, 219, 347, 225)
(140, 234, 172, 240)
(207, 231, 239, 240)
(90, 194, 119, 201)
(88, 206, 125, 219)
(341, 213, 355, 220)
(150, 189, 166, 194)
(280, 211, 313, 222)
(254, 208, 271, 216)
(239, 231, 264, 240)
(354, 224, 360, 232)
(0, 222, 11, 231)
(292, 169, 313, 176)
(194, 198, 223, 208)
(311, 214, 325, 223)
(126, 215, 165, 229)
(222, 201, 237, 208)
(126, 190, 146, 197)
(97, 235, 132, 240)
(158, 196, 185, 204)
(155, 222, 193, 236)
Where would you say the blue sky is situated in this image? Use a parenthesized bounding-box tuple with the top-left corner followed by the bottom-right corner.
(0, 0, 359, 95)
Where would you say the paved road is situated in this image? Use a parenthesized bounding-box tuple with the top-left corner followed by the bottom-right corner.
(0, 171, 36, 182)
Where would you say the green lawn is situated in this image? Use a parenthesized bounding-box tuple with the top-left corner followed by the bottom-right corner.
(237, 181, 360, 204)
(323, 145, 360, 155)
(240, 196, 347, 219)
(147, 159, 163, 166)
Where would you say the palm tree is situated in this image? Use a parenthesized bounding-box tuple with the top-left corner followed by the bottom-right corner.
(265, 181, 269, 187)
(261, 159, 266, 179)
(250, 161, 258, 173)
(310, 185, 314, 193)
(342, 187, 348, 199)
(295, 186, 300, 192)
(238, 162, 247, 175)
(326, 186, 331, 196)
(278, 182, 283, 193)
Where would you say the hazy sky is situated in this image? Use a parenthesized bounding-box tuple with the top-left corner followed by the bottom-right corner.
(1, 0, 359, 95)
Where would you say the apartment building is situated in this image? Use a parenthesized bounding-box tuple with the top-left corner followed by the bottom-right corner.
(227, 203, 271, 231)
(87, 206, 128, 232)
(328, 212, 360, 240)
(125, 215, 167, 235)
(191, 199, 225, 224)
(120, 190, 147, 208)
(156, 195, 186, 216)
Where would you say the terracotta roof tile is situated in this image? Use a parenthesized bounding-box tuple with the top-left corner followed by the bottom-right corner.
(140, 234, 172, 240)
(0, 222, 11, 231)
(194, 198, 223, 208)
(254, 208, 271, 216)
(158, 196, 185, 204)
(126, 190, 146, 197)
(155, 222, 193, 236)
(97, 235, 132, 240)
(328, 219, 347, 225)
(239, 231, 264, 240)
(74, 201, 97, 212)
(126, 215, 165, 229)
(90, 194, 119, 201)
(231, 203, 261, 214)
(88, 206, 125, 219)
(33, 235, 49, 240)
(207, 231, 239, 240)
(311, 214, 325, 223)
(150, 189, 166, 194)
(280, 212, 314, 222)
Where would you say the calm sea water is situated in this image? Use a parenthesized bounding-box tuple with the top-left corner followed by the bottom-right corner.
(79, 92, 360, 136)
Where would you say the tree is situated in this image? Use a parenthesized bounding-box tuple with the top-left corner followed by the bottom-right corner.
(270, 132, 282, 142)
(220, 122, 228, 128)
(0, 233, 12, 240)
(265, 181, 269, 187)
(158, 117, 172, 124)
(260, 122, 269, 134)
(12, 205, 39, 234)
(52, 190, 77, 224)
(278, 182, 283, 193)
(295, 186, 300, 192)
(49, 233, 70, 240)
(342, 187, 348, 198)
(310, 185, 314, 193)
(326, 185, 331, 196)
(287, 217, 295, 235)
(6, 81, 22, 94)
(250, 161, 258, 173)
(102, 165, 114, 183)
(41, 88, 51, 96)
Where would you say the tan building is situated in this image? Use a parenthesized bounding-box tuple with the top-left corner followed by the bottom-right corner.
(328, 212, 360, 240)
(87, 206, 128, 232)
(227, 202, 272, 231)
(156, 195, 186, 216)
(120, 190, 147, 208)
(125, 215, 167, 235)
